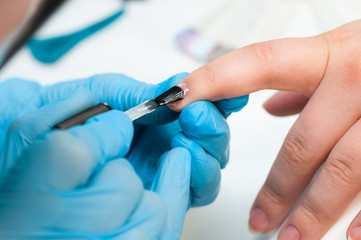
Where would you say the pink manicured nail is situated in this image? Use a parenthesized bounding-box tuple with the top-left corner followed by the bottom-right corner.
(279, 225, 300, 240)
(349, 226, 361, 240)
(177, 81, 190, 97)
(249, 207, 269, 233)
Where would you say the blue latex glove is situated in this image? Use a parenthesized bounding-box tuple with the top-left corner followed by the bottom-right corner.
(0, 89, 191, 239)
(0, 73, 248, 236)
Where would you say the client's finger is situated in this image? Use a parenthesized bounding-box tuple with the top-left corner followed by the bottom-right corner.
(348, 210, 361, 240)
(278, 119, 361, 240)
(170, 36, 329, 112)
(263, 91, 309, 116)
(249, 76, 361, 233)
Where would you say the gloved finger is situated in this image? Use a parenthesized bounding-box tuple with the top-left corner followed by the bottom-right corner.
(0, 133, 106, 234)
(151, 148, 191, 239)
(0, 88, 96, 181)
(43, 73, 189, 125)
(0, 79, 43, 148)
(53, 159, 144, 233)
(263, 91, 309, 116)
(213, 95, 249, 118)
(0, 131, 94, 193)
(179, 101, 230, 168)
(110, 230, 148, 240)
(67, 110, 133, 167)
(113, 191, 167, 240)
(126, 121, 182, 189)
(171, 134, 220, 207)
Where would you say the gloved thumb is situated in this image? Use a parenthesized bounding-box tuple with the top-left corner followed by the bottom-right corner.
(0, 88, 96, 182)
(151, 147, 191, 240)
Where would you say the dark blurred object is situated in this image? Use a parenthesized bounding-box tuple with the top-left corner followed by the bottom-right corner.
(1, 0, 66, 69)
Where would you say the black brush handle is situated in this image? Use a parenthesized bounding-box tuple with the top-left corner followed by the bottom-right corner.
(53, 103, 112, 130)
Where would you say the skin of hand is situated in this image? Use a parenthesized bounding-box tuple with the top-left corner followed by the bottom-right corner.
(0, 89, 192, 239)
(169, 19, 361, 240)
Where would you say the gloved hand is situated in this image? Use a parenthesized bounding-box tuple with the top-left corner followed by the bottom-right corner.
(0, 89, 192, 239)
(0, 72, 248, 208)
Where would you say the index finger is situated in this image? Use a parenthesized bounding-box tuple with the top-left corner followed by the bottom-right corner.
(169, 36, 329, 112)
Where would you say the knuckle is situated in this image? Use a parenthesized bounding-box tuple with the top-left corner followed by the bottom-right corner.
(324, 150, 358, 187)
(281, 132, 313, 171)
(45, 131, 93, 174)
(249, 42, 276, 67)
(7, 116, 27, 136)
(326, 26, 361, 87)
(300, 196, 330, 225)
(262, 181, 288, 207)
(337, 57, 361, 87)
(327, 21, 361, 48)
(8, 114, 47, 140)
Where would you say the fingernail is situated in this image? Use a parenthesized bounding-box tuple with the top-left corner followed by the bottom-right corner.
(249, 207, 269, 233)
(349, 226, 361, 240)
(279, 225, 300, 240)
(177, 81, 190, 97)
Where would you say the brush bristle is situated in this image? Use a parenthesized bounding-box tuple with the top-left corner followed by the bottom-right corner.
(154, 86, 184, 106)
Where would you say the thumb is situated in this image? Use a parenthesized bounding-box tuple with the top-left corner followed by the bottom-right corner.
(0, 89, 96, 181)
(169, 35, 329, 112)
(151, 147, 191, 240)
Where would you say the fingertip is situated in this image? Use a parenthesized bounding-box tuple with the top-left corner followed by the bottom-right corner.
(171, 133, 221, 206)
(348, 226, 361, 240)
(262, 98, 276, 115)
(262, 91, 309, 116)
(167, 73, 204, 112)
(180, 101, 229, 139)
(164, 147, 192, 173)
(153, 147, 191, 191)
(348, 212, 361, 240)
(214, 95, 249, 115)
(249, 207, 270, 234)
(179, 101, 214, 130)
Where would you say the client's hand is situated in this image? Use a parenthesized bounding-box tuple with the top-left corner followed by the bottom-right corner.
(170, 19, 361, 240)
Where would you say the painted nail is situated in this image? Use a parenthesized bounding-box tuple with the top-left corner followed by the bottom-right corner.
(349, 226, 361, 240)
(278, 225, 300, 240)
(177, 81, 190, 97)
(249, 207, 269, 233)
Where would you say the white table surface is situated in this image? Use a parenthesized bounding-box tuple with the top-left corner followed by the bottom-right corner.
(1, 0, 361, 239)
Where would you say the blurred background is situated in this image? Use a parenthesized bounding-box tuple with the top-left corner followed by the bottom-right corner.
(1, 0, 361, 239)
